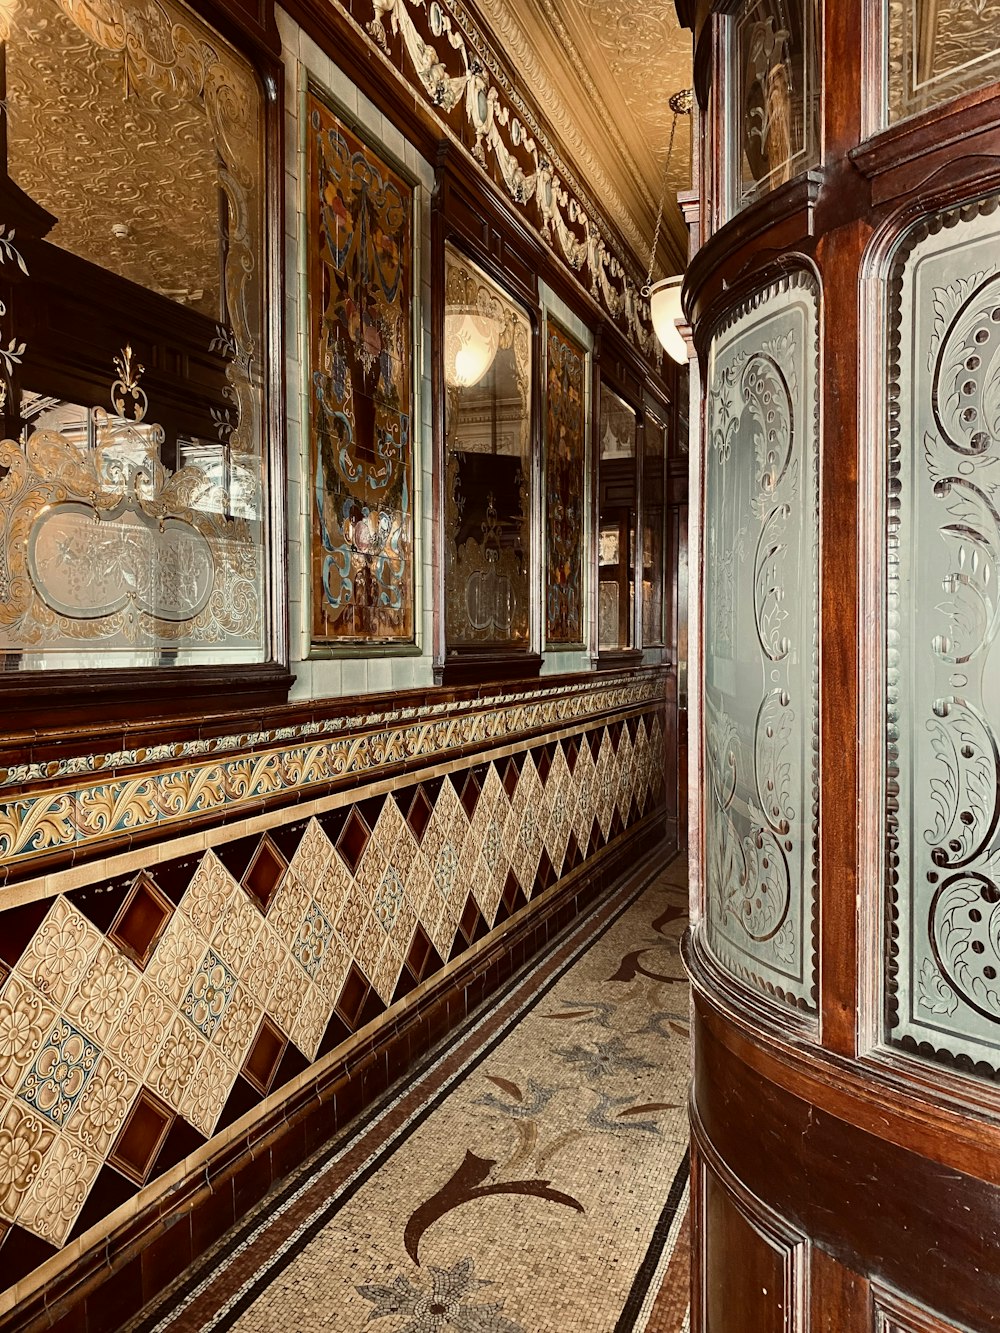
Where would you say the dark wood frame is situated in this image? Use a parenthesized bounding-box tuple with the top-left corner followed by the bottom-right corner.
(680, 0, 1000, 1328)
(0, 0, 290, 726)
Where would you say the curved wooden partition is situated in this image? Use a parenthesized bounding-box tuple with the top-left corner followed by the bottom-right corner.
(681, 1, 1000, 1328)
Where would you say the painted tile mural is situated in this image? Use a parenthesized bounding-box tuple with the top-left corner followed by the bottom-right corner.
(0, 701, 664, 1280)
(545, 320, 587, 646)
(308, 90, 415, 643)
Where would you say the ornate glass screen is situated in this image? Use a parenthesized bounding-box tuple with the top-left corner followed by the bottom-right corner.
(443, 246, 532, 650)
(642, 411, 668, 649)
(885, 192, 1000, 1075)
(307, 92, 415, 644)
(0, 0, 267, 668)
(598, 387, 637, 652)
(887, 0, 1000, 124)
(730, 0, 820, 213)
(703, 271, 819, 1011)
(544, 319, 586, 647)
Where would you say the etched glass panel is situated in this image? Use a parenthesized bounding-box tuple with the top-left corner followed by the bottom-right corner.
(885, 192, 1000, 1073)
(444, 247, 532, 649)
(703, 271, 819, 1010)
(731, 0, 820, 213)
(598, 387, 636, 652)
(0, 0, 267, 668)
(308, 92, 415, 644)
(887, 0, 1000, 124)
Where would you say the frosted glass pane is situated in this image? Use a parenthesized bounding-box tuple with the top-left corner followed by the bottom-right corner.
(703, 271, 819, 1011)
(885, 192, 1000, 1074)
(887, 0, 1000, 125)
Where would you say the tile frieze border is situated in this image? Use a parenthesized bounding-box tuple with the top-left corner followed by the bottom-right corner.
(0, 672, 665, 879)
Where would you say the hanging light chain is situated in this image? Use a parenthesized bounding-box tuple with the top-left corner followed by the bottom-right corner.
(643, 88, 693, 297)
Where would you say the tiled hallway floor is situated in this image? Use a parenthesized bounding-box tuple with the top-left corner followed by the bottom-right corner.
(130, 857, 691, 1333)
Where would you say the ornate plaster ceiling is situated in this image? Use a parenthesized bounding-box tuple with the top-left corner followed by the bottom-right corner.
(471, 0, 693, 276)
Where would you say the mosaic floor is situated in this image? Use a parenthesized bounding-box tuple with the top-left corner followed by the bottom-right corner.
(129, 857, 691, 1333)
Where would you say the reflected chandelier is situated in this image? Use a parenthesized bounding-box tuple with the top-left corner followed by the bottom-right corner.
(643, 88, 693, 365)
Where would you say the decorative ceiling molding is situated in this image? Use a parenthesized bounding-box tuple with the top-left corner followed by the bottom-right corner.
(365, 0, 673, 359)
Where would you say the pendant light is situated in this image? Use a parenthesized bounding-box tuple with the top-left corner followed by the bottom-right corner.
(643, 89, 693, 365)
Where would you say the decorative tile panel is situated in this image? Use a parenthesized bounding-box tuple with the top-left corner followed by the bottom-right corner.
(0, 683, 664, 1261)
(703, 270, 819, 1012)
(885, 190, 1000, 1077)
(545, 319, 587, 646)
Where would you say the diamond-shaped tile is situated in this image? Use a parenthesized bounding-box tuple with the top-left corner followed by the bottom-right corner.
(16, 899, 102, 1009)
(291, 983, 330, 1061)
(107, 874, 173, 969)
(213, 984, 262, 1070)
(65, 1054, 139, 1160)
(181, 949, 237, 1039)
(335, 964, 371, 1030)
(287, 818, 334, 892)
(186, 1043, 235, 1137)
(108, 1088, 173, 1186)
(146, 913, 204, 1007)
(335, 808, 371, 874)
(0, 1101, 56, 1222)
(292, 901, 334, 979)
(105, 978, 172, 1080)
(243, 922, 287, 1011)
(268, 874, 312, 950)
(65, 941, 140, 1047)
(18, 1131, 101, 1246)
(16, 1018, 102, 1129)
(149, 1016, 206, 1113)
(269, 957, 309, 1037)
(211, 889, 263, 975)
(241, 837, 288, 913)
(182, 853, 239, 941)
(242, 1017, 286, 1096)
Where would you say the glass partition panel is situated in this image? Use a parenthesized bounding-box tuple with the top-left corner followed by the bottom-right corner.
(598, 386, 636, 652)
(443, 246, 532, 650)
(642, 411, 667, 649)
(729, 0, 820, 214)
(703, 270, 819, 1011)
(0, 0, 267, 668)
(887, 0, 1000, 124)
(544, 319, 587, 647)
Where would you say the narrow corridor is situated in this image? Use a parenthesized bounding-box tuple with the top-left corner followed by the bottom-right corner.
(127, 860, 691, 1333)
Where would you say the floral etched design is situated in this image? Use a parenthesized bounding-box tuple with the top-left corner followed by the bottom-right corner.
(357, 1257, 525, 1333)
(182, 950, 237, 1038)
(17, 1019, 101, 1127)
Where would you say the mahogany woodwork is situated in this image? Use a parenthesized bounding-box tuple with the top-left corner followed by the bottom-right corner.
(678, 0, 1000, 1328)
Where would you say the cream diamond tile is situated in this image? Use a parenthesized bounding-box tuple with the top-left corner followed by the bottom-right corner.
(355, 913, 384, 983)
(472, 854, 503, 924)
(0, 1100, 56, 1222)
(16, 898, 102, 1009)
(244, 921, 287, 1011)
(287, 817, 334, 893)
(370, 941, 404, 1005)
(369, 863, 405, 934)
(180, 948, 238, 1040)
(334, 883, 369, 954)
(17, 1130, 100, 1246)
(149, 1015, 206, 1113)
(0, 975, 58, 1095)
(214, 983, 262, 1069)
(290, 982, 329, 1061)
(313, 850, 354, 926)
(291, 899, 335, 980)
(268, 872, 312, 950)
(105, 978, 173, 1080)
(269, 956, 310, 1038)
(314, 932, 351, 1008)
(431, 838, 461, 910)
(388, 899, 417, 958)
(182, 851, 239, 942)
(185, 1043, 235, 1137)
(146, 912, 205, 1007)
(65, 1054, 139, 1159)
(65, 940, 141, 1046)
(355, 842, 388, 902)
(212, 888, 263, 975)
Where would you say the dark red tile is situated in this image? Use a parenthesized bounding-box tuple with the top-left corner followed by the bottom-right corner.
(335, 809, 371, 874)
(140, 1216, 193, 1303)
(336, 963, 371, 1029)
(108, 873, 174, 968)
(109, 1089, 174, 1186)
(241, 836, 288, 912)
(459, 771, 481, 820)
(405, 787, 433, 843)
(190, 1176, 235, 1256)
(243, 1016, 287, 1096)
(0, 898, 49, 970)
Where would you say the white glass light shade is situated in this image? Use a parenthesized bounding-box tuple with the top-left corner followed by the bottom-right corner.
(649, 275, 687, 364)
(444, 306, 501, 387)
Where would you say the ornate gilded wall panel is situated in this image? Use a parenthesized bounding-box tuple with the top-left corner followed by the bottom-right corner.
(729, 0, 820, 214)
(443, 247, 532, 649)
(307, 93, 416, 644)
(887, 0, 1000, 124)
(885, 192, 1000, 1074)
(598, 386, 637, 652)
(0, 0, 267, 667)
(544, 320, 586, 647)
(0, 676, 664, 1269)
(703, 271, 819, 1011)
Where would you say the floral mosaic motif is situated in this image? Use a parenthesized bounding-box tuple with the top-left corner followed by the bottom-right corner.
(16, 1018, 101, 1128)
(293, 901, 335, 976)
(544, 321, 586, 645)
(65, 941, 139, 1044)
(550, 1036, 654, 1082)
(18, 1132, 100, 1246)
(150, 1015, 205, 1111)
(16, 897, 100, 1007)
(357, 1256, 526, 1333)
(65, 1054, 138, 1158)
(308, 93, 415, 644)
(181, 949, 237, 1039)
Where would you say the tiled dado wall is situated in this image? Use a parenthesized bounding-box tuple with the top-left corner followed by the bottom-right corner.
(0, 670, 667, 1328)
